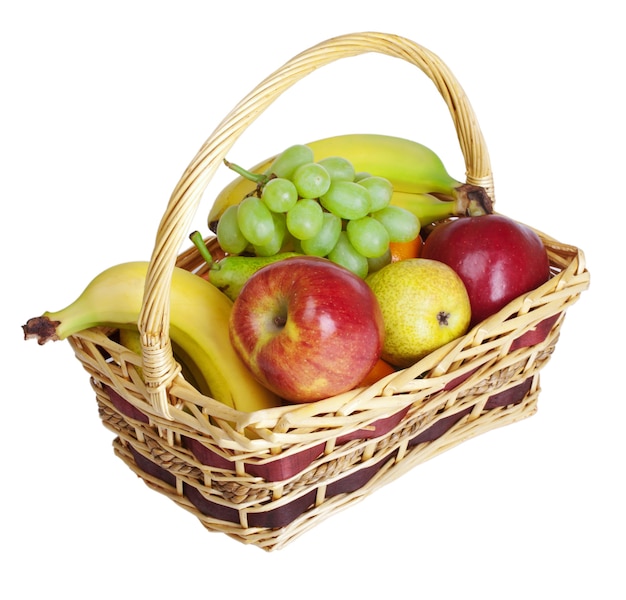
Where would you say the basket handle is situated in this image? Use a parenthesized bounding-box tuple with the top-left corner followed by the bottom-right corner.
(138, 31, 494, 418)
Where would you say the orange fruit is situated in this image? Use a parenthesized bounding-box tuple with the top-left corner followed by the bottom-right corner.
(358, 357, 397, 387)
(389, 235, 423, 262)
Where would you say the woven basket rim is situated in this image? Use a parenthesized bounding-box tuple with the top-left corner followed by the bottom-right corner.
(73, 221, 587, 455)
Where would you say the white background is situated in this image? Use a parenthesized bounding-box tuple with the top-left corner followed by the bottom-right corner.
(2, 1, 623, 598)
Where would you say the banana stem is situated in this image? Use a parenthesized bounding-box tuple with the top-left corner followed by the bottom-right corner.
(189, 231, 216, 270)
(452, 184, 494, 216)
(223, 159, 269, 185)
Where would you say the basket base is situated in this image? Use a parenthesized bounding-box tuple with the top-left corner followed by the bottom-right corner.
(111, 385, 538, 551)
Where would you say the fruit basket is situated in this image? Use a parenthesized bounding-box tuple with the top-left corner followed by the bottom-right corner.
(24, 32, 589, 551)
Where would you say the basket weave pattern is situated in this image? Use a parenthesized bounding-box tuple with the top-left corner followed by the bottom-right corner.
(63, 32, 588, 551)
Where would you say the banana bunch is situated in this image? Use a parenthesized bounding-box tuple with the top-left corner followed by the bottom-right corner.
(207, 133, 492, 230)
(22, 261, 282, 413)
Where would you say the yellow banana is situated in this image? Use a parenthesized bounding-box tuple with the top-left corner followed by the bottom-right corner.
(22, 261, 282, 413)
(390, 191, 489, 226)
(207, 133, 490, 228)
(307, 133, 462, 195)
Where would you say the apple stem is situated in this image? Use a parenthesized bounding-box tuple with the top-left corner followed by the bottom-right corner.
(223, 158, 269, 185)
(189, 231, 216, 270)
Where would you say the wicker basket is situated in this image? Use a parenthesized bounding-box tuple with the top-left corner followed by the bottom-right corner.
(58, 32, 588, 551)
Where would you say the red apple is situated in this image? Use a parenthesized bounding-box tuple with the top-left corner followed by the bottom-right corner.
(421, 214, 550, 326)
(229, 256, 384, 403)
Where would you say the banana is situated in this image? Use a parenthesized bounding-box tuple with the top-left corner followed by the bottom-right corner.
(308, 133, 462, 195)
(390, 191, 488, 226)
(207, 133, 492, 229)
(22, 261, 282, 413)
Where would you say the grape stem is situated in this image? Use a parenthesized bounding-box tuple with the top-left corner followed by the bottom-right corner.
(223, 158, 269, 185)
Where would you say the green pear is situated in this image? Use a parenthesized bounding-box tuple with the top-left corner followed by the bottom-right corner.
(367, 258, 471, 368)
(208, 252, 301, 301)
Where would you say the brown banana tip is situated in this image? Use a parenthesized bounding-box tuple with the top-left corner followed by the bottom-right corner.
(22, 316, 61, 345)
(468, 188, 494, 215)
(455, 183, 494, 216)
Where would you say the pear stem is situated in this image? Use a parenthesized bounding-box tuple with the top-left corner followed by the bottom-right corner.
(223, 158, 269, 185)
(189, 231, 216, 270)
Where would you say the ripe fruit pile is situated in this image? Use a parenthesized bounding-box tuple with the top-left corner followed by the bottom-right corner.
(23, 133, 551, 413)
(217, 144, 420, 279)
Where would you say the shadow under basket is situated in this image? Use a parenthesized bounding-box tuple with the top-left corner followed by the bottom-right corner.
(63, 32, 588, 551)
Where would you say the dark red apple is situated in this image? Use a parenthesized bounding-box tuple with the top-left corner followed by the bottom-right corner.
(421, 214, 551, 326)
(229, 256, 385, 403)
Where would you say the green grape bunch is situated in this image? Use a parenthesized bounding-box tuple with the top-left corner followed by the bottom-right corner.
(215, 144, 421, 279)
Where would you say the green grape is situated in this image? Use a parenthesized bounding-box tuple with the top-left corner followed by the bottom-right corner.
(354, 171, 372, 182)
(300, 212, 342, 257)
(266, 144, 314, 179)
(320, 181, 371, 220)
(346, 216, 390, 258)
(216, 204, 249, 254)
(316, 156, 356, 182)
(236, 196, 275, 246)
(367, 247, 392, 273)
(286, 198, 324, 240)
(291, 162, 331, 198)
(357, 176, 393, 212)
(261, 177, 298, 213)
(371, 205, 421, 243)
(327, 231, 369, 279)
(254, 212, 287, 256)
